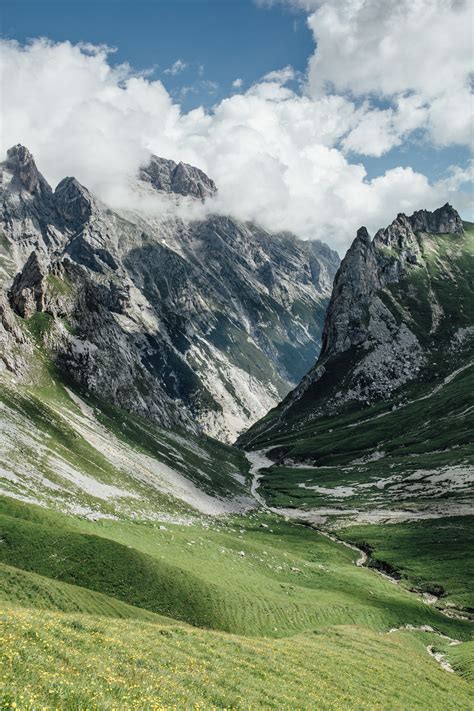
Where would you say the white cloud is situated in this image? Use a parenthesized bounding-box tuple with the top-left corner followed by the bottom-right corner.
(232, 78, 244, 89)
(306, 1, 472, 97)
(0, 37, 471, 256)
(341, 95, 429, 157)
(261, 65, 295, 84)
(276, 0, 473, 150)
(164, 58, 187, 75)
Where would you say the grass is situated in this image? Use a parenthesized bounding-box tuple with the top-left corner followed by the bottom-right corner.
(0, 563, 164, 622)
(25, 312, 54, 341)
(442, 640, 474, 683)
(250, 364, 472, 524)
(243, 360, 473, 462)
(0, 496, 470, 640)
(0, 606, 472, 710)
(338, 517, 474, 610)
(46, 272, 74, 297)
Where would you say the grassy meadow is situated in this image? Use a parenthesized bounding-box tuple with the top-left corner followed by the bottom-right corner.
(0, 495, 472, 709)
(339, 516, 474, 610)
(1, 606, 472, 710)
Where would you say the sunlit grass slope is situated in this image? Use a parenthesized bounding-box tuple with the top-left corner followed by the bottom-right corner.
(0, 497, 470, 640)
(1, 606, 472, 711)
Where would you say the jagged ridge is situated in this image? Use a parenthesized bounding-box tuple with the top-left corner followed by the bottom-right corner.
(240, 205, 473, 449)
(0, 145, 339, 442)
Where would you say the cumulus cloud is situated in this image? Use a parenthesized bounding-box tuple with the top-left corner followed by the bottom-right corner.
(273, 0, 473, 150)
(0, 35, 471, 254)
(232, 78, 244, 89)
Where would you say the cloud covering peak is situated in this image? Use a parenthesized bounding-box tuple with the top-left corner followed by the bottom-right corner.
(1, 0, 472, 253)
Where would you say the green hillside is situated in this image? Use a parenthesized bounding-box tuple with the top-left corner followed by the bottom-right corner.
(1, 606, 472, 711)
(0, 358, 251, 521)
(252, 363, 473, 515)
(2, 496, 470, 638)
(0, 495, 472, 709)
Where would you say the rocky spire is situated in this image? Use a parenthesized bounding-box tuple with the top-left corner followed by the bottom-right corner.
(8, 250, 48, 319)
(320, 225, 380, 357)
(54, 177, 94, 225)
(5, 144, 52, 197)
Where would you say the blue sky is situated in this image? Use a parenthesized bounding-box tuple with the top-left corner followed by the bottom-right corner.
(3, 0, 470, 186)
(2, 0, 312, 107)
(1, 0, 472, 249)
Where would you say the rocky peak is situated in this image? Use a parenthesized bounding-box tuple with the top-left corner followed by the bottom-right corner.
(5, 144, 52, 197)
(335, 227, 378, 297)
(375, 203, 463, 251)
(241, 203, 470, 446)
(139, 154, 217, 200)
(409, 202, 463, 235)
(324, 205, 464, 358)
(355, 226, 371, 246)
(54, 177, 94, 225)
(320, 226, 380, 357)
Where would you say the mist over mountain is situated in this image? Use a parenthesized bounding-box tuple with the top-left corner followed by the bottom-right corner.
(1, 144, 339, 442)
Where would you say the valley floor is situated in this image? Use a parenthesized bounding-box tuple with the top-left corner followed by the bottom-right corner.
(0, 492, 473, 709)
(0, 372, 472, 709)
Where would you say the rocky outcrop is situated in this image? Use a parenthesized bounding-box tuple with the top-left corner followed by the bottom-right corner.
(0, 146, 66, 275)
(407, 204, 463, 236)
(5, 144, 52, 199)
(8, 251, 48, 319)
(0, 291, 33, 374)
(139, 155, 217, 200)
(321, 204, 462, 361)
(0, 145, 339, 442)
(54, 177, 94, 225)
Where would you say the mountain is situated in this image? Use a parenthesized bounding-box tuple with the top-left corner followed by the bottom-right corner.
(0, 145, 339, 442)
(1, 175, 472, 711)
(241, 204, 473, 447)
(238, 206, 473, 523)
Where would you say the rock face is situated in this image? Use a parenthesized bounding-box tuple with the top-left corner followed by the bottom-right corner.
(9, 251, 48, 319)
(240, 204, 473, 447)
(0, 145, 339, 442)
(139, 155, 217, 200)
(320, 204, 463, 364)
(0, 291, 33, 375)
(5, 144, 52, 198)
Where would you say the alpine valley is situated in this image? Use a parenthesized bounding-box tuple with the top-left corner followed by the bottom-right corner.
(0, 145, 472, 710)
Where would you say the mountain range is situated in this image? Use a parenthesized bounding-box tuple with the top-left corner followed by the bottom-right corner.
(0, 144, 472, 709)
(0, 144, 338, 442)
